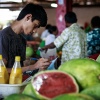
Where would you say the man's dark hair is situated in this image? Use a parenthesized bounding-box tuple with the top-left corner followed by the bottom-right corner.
(91, 16, 100, 28)
(65, 12, 77, 23)
(17, 3, 47, 27)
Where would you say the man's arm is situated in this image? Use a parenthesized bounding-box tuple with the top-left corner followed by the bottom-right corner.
(41, 42, 56, 51)
(7, 58, 50, 73)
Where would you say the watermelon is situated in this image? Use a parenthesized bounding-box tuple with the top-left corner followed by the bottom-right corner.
(59, 58, 100, 89)
(81, 84, 100, 100)
(31, 70, 79, 99)
(22, 83, 35, 97)
(53, 93, 95, 100)
(4, 94, 40, 100)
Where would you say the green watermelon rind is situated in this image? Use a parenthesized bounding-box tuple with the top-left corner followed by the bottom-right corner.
(81, 84, 100, 100)
(59, 58, 100, 89)
(31, 70, 79, 100)
(53, 93, 95, 100)
(22, 82, 38, 98)
(4, 93, 40, 100)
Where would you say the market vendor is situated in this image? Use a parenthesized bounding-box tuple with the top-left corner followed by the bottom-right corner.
(0, 3, 50, 73)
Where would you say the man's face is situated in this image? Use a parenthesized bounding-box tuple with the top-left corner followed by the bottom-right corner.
(23, 15, 40, 35)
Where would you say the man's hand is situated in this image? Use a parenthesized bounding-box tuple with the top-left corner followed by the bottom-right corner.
(40, 42, 56, 53)
(34, 58, 50, 70)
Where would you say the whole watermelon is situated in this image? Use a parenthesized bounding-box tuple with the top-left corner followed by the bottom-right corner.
(59, 58, 100, 90)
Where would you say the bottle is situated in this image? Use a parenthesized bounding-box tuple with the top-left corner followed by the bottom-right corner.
(9, 56, 22, 84)
(0, 54, 9, 84)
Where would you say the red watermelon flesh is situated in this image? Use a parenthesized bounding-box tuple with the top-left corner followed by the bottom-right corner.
(32, 71, 79, 99)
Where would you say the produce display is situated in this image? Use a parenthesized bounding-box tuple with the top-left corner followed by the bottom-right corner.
(59, 58, 100, 89)
(31, 70, 79, 99)
(3, 57, 100, 100)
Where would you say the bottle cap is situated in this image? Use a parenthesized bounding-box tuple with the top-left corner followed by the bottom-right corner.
(15, 56, 20, 61)
(0, 55, 2, 60)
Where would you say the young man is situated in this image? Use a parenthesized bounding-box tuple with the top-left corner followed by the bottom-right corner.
(0, 3, 50, 73)
(42, 12, 87, 64)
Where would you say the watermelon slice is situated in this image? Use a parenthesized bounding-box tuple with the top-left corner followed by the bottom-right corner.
(31, 70, 79, 99)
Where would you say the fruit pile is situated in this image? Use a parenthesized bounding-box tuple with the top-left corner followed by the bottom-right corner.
(4, 57, 100, 100)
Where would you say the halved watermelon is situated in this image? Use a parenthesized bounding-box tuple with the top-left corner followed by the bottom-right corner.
(31, 70, 79, 99)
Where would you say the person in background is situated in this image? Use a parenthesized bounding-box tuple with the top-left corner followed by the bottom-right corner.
(45, 25, 58, 45)
(22, 33, 40, 47)
(36, 24, 52, 57)
(41, 11, 87, 64)
(87, 16, 100, 56)
(41, 24, 52, 40)
(45, 25, 58, 60)
(0, 3, 50, 73)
